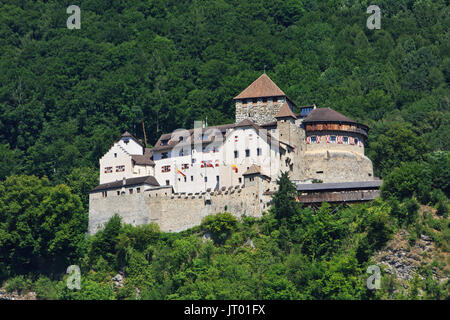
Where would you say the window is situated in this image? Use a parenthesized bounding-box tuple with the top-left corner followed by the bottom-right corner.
(311, 136, 317, 143)
(192, 158, 196, 164)
(355, 138, 359, 145)
(245, 149, 250, 157)
(239, 177, 242, 184)
(117, 191, 120, 196)
(179, 150, 184, 156)
(330, 136, 336, 143)
(343, 136, 349, 144)
(191, 176, 194, 182)
(182, 163, 189, 170)
(162, 165, 171, 173)
(129, 189, 133, 194)
(162, 152, 168, 159)
(104, 167, 113, 173)
(102, 191, 107, 197)
(216, 176, 219, 182)
(316, 171, 323, 174)
(257, 148, 262, 156)
(184, 176, 187, 182)
(204, 176, 208, 182)
(161, 139, 168, 146)
(116, 165, 125, 172)
(179, 136, 184, 141)
(165, 180, 170, 186)
(136, 188, 140, 193)
(234, 150, 239, 158)
(114, 153, 117, 158)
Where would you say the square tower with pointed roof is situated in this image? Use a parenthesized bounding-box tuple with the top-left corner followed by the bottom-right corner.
(234, 73, 296, 125)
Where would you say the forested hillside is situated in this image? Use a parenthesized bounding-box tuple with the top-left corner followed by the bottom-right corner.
(0, 0, 448, 300)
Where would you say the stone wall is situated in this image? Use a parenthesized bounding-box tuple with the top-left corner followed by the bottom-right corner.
(302, 150, 374, 182)
(88, 182, 271, 234)
(235, 98, 286, 125)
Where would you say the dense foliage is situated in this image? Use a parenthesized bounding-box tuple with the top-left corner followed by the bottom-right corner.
(0, 0, 448, 185)
(0, 0, 448, 300)
(1, 173, 447, 300)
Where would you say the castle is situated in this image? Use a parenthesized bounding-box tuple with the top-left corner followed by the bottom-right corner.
(89, 74, 379, 234)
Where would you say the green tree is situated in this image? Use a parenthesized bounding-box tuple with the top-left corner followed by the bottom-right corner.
(0, 175, 87, 277)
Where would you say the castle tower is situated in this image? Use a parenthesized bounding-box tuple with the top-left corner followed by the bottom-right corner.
(234, 73, 296, 125)
(301, 107, 374, 182)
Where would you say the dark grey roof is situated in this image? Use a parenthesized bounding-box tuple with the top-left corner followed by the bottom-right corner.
(119, 131, 143, 147)
(131, 148, 155, 166)
(296, 180, 382, 192)
(91, 175, 160, 193)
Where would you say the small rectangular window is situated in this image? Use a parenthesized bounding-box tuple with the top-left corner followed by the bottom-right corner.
(257, 148, 262, 156)
(343, 136, 349, 144)
(165, 180, 170, 186)
(245, 149, 250, 157)
(330, 136, 336, 143)
(129, 189, 133, 194)
(234, 150, 239, 158)
(204, 176, 208, 182)
(311, 136, 317, 143)
(191, 176, 193, 182)
(136, 188, 140, 193)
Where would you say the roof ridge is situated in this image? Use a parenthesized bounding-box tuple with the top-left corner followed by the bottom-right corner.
(275, 101, 297, 119)
(234, 73, 286, 100)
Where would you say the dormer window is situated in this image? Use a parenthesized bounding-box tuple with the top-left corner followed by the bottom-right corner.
(123, 138, 129, 144)
(161, 139, 168, 146)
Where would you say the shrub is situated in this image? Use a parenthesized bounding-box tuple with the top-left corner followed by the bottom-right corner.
(5, 275, 33, 294)
(33, 276, 58, 300)
(201, 212, 238, 244)
(436, 200, 448, 217)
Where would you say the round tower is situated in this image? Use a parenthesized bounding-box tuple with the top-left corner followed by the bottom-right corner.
(301, 108, 374, 182)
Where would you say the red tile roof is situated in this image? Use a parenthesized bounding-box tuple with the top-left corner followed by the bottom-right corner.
(234, 73, 286, 100)
(275, 101, 297, 119)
